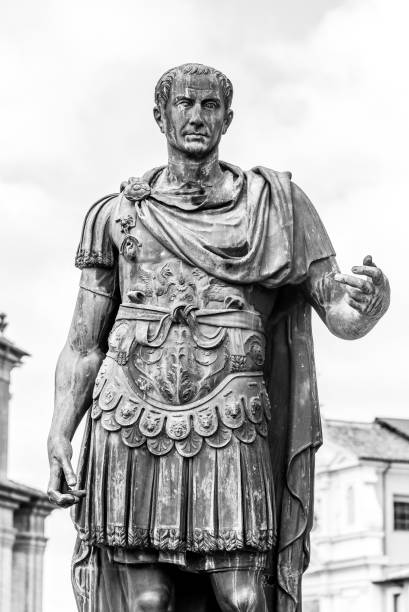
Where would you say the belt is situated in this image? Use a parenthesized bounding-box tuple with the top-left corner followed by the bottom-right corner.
(116, 303, 264, 349)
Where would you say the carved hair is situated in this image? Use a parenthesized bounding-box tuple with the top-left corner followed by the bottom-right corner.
(155, 63, 233, 110)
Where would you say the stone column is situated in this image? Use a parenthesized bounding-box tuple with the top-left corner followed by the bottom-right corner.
(0, 502, 18, 612)
(11, 505, 50, 612)
(0, 372, 11, 478)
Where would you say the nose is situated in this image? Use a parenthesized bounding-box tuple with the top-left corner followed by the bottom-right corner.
(188, 103, 204, 128)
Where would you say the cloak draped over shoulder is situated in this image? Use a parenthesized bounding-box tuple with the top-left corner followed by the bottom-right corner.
(74, 164, 335, 612)
(133, 162, 334, 288)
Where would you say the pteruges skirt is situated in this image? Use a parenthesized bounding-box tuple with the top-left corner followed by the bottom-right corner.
(73, 414, 276, 572)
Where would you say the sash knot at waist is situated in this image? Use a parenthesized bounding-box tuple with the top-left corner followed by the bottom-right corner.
(116, 303, 264, 349)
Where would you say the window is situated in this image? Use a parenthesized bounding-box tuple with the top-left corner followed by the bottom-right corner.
(393, 496, 409, 530)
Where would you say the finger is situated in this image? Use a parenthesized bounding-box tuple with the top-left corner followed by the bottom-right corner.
(345, 295, 367, 314)
(67, 489, 86, 499)
(346, 287, 371, 303)
(47, 487, 62, 505)
(334, 273, 373, 294)
(47, 459, 83, 507)
(54, 493, 80, 507)
(60, 456, 77, 488)
(47, 486, 80, 507)
(363, 255, 376, 267)
(351, 265, 383, 284)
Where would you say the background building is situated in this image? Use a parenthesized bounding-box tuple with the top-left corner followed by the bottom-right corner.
(0, 314, 53, 612)
(304, 417, 409, 612)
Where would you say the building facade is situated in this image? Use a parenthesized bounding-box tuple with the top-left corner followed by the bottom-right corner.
(303, 418, 409, 612)
(0, 314, 53, 612)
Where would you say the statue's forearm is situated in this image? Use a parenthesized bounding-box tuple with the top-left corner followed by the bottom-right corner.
(50, 343, 105, 441)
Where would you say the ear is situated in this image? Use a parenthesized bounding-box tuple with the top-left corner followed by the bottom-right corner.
(153, 105, 165, 133)
(222, 109, 234, 135)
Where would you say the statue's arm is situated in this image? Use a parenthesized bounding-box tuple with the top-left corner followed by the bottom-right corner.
(303, 254, 390, 339)
(47, 268, 118, 507)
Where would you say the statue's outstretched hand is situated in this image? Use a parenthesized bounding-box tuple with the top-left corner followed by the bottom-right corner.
(47, 435, 85, 508)
(334, 255, 390, 317)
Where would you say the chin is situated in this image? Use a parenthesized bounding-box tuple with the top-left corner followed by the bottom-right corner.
(183, 143, 210, 157)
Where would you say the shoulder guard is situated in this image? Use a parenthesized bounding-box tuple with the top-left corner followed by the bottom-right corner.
(75, 194, 119, 269)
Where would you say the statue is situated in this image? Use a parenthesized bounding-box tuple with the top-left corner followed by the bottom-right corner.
(47, 63, 390, 611)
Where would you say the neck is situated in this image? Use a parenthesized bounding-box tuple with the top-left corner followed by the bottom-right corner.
(166, 146, 223, 185)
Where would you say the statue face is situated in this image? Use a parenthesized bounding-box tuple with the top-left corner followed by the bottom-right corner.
(155, 73, 233, 158)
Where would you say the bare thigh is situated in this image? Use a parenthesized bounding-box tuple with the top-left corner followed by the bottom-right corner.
(210, 569, 271, 612)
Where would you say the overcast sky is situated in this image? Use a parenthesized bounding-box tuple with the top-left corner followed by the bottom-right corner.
(1, 0, 408, 610)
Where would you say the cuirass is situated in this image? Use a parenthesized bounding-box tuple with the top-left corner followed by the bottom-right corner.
(90, 198, 273, 458)
(111, 258, 266, 398)
(112, 203, 267, 400)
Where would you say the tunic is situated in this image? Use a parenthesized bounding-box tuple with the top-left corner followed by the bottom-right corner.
(71, 162, 335, 607)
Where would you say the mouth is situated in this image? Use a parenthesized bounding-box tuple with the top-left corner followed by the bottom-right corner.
(184, 132, 208, 138)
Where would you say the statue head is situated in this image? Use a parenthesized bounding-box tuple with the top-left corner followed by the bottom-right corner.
(153, 63, 234, 159)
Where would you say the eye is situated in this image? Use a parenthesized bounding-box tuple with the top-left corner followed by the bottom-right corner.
(204, 101, 218, 109)
(177, 99, 192, 108)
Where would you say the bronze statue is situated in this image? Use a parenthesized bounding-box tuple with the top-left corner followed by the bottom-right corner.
(47, 63, 390, 611)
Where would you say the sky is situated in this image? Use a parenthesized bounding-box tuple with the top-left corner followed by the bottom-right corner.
(0, 0, 408, 610)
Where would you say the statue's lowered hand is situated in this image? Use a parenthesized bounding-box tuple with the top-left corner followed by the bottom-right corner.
(47, 435, 86, 508)
(334, 255, 390, 318)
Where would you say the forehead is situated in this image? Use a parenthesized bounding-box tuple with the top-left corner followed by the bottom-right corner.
(170, 73, 222, 98)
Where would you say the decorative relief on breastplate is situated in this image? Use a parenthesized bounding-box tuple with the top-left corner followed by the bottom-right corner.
(139, 410, 164, 437)
(106, 258, 267, 406)
(123, 259, 253, 310)
(230, 355, 247, 372)
(115, 400, 142, 427)
(116, 211, 142, 262)
(116, 214, 136, 234)
(106, 322, 134, 365)
(127, 265, 154, 304)
(247, 396, 263, 423)
(245, 335, 265, 367)
(128, 328, 229, 405)
(166, 414, 190, 440)
(202, 277, 247, 310)
(120, 235, 141, 262)
(156, 262, 203, 305)
(91, 358, 271, 458)
(192, 406, 218, 437)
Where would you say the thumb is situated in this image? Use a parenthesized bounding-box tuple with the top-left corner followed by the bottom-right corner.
(363, 254, 375, 266)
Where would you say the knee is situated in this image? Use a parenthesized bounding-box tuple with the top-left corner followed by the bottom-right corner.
(220, 585, 258, 612)
(134, 585, 171, 612)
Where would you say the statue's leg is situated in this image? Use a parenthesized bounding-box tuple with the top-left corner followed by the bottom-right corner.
(100, 554, 174, 612)
(210, 569, 272, 612)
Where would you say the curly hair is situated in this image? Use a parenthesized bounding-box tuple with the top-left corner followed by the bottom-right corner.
(154, 63, 233, 110)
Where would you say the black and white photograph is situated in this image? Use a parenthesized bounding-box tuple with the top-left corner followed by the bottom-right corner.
(0, 1, 407, 611)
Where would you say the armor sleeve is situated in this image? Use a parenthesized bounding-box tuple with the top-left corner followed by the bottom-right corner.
(75, 194, 118, 269)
